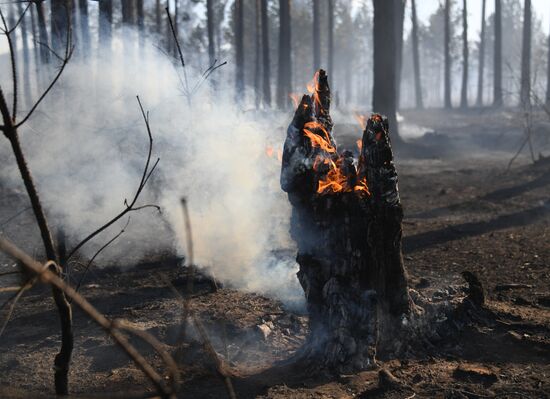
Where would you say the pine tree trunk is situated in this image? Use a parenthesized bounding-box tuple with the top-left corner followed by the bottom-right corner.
(277, 0, 292, 109)
(35, 0, 50, 64)
(235, 0, 245, 102)
(15, 2, 32, 108)
(207, 0, 216, 66)
(261, 0, 271, 107)
(444, 0, 452, 109)
(78, 0, 91, 58)
(98, 0, 113, 51)
(476, 0, 486, 107)
(313, 0, 320, 72)
(493, 0, 503, 106)
(411, 0, 423, 109)
(156, 0, 162, 33)
(395, 0, 405, 110)
(460, 0, 469, 108)
(137, 0, 144, 43)
(121, 0, 136, 25)
(520, 0, 532, 107)
(373, 0, 401, 143)
(255, 0, 262, 108)
(51, 0, 70, 53)
(327, 0, 334, 79)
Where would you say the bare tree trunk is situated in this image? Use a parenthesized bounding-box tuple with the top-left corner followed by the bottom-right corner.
(235, 0, 245, 102)
(137, 0, 144, 43)
(30, 4, 43, 90)
(313, 0, 320, 72)
(156, 0, 162, 33)
(476, 0, 486, 107)
(277, 0, 292, 109)
(373, 0, 401, 143)
(51, 0, 71, 53)
(494, 0, 503, 106)
(122, 0, 136, 25)
(207, 0, 216, 66)
(261, 0, 271, 107)
(78, 0, 91, 58)
(255, 0, 261, 108)
(98, 0, 113, 51)
(460, 0, 469, 108)
(520, 0, 532, 106)
(395, 0, 406, 109)
(15, 3, 32, 108)
(327, 0, 334, 78)
(444, 0, 452, 109)
(411, 0, 423, 109)
(35, 1, 51, 64)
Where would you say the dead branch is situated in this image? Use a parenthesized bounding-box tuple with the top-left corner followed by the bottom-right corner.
(0, 236, 178, 398)
(66, 96, 160, 262)
(73, 217, 131, 294)
(165, 7, 189, 97)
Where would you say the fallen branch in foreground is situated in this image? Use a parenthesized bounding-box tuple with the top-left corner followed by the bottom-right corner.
(0, 236, 179, 398)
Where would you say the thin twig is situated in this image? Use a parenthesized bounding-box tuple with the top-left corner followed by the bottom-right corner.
(165, 7, 189, 97)
(66, 97, 160, 261)
(0, 236, 178, 398)
(73, 217, 131, 295)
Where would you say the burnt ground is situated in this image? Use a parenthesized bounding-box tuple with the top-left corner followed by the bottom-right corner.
(1, 108, 550, 398)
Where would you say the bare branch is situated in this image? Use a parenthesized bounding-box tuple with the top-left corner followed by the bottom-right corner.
(66, 97, 160, 261)
(0, 236, 177, 398)
(73, 217, 131, 295)
(165, 7, 189, 96)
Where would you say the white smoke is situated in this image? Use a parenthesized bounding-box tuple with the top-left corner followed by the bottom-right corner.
(0, 32, 305, 308)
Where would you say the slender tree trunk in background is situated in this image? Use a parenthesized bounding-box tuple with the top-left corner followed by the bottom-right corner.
(30, 4, 43, 89)
(476, 0, 486, 107)
(277, 0, 292, 109)
(78, 0, 91, 58)
(235, 0, 245, 102)
(373, 0, 401, 142)
(520, 0, 532, 106)
(36, 1, 51, 64)
(546, 17, 550, 105)
(207, 0, 216, 66)
(313, 0, 320, 72)
(493, 0, 503, 106)
(137, 0, 144, 43)
(98, 0, 113, 51)
(51, 0, 70, 53)
(460, 0, 469, 108)
(255, 0, 262, 108)
(15, 2, 32, 107)
(121, 0, 136, 25)
(444, 0, 452, 109)
(261, 0, 271, 107)
(156, 0, 162, 33)
(395, 0, 406, 109)
(327, 0, 334, 79)
(70, 0, 78, 49)
(411, 0, 423, 109)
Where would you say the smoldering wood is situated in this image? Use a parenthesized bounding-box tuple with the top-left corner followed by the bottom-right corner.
(281, 70, 411, 373)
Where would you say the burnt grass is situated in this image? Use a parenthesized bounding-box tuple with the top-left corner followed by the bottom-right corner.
(1, 108, 550, 398)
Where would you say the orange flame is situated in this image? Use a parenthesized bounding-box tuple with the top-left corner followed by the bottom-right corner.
(289, 93, 301, 108)
(265, 146, 274, 158)
(356, 139, 362, 152)
(354, 112, 367, 130)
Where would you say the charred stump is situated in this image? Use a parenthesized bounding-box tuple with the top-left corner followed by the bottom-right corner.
(281, 70, 412, 373)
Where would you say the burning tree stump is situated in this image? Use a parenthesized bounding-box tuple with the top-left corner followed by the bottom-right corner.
(281, 70, 412, 373)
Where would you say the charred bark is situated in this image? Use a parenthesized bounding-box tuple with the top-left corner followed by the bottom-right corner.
(281, 70, 411, 373)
